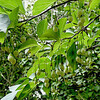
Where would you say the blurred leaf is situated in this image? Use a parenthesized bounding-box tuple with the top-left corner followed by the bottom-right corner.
(17, 79, 29, 90)
(30, 46, 41, 56)
(67, 43, 77, 71)
(0, 32, 7, 44)
(52, 40, 61, 53)
(79, 0, 85, 8)
(17, 84, 31, 100)
(0, 0, 25, 14)
(58, 18, 67, 33)
(8, 7, 19, 28)
(64, 23, 73, 30)
(15, 77, 29, 84)
(37, 19, 48, 37)
(61, 30, 74, 39)
(18, 39, 38, 52)
(90, 0, 100, 10)
(0, 7, 7, 14)
(88, 34, 99, 47)
(43, 86, 50, 96)
(40, 28, 60, 40)
(32, 0, 57, 15)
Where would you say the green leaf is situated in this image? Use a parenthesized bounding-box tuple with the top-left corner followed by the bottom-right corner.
(58, 18, 67, 34)
(40, 28, 60, 40)
(83, 32, 89, 46)
(17, 84, 31, 100)
(0, 0, 25, 14)
(27, 57, 51, 78)
(17, 79, 29, 90)
(1, 91, 18, 100)
(88, 34, 99, 47)
(64, 23, 73, 30)
(29, 46, 41, 56)
(32, 0, 57, 15)
(90, 0, 100, 10)
(0, 14, 10, 33)
(8, 7, 19, 28)
(37, 72, 46, 79)
(29, 82, 36, 89)
(0, 32, 6, 44)
(79, 0, 85, 8)
(18, 39, 38, 52)
(43, 86, 50, 96)
(52, 40, 61, 53)
(67, 43, 77, 71)
(61, 30, 74, 39)
(15, 77, 29, 84)
(37, 19, 48, 37)
(0, 7, 7, 14)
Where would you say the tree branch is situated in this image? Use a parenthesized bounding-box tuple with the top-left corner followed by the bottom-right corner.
(62, 15, 100, 40)
(86, 45, 100, 50)
(19, 0, 77, 23)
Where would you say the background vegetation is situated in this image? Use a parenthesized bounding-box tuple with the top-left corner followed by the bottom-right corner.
(0, 0, 100, 100)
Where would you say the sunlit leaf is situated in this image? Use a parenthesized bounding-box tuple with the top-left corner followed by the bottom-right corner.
(33, 0, 57, 15)
(18, 39, 38, 52)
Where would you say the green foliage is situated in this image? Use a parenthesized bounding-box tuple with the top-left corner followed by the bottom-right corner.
(0, 0, 100, 100)
(32, 0, 57, 15)
(0, 0, 25, 14)
(8, 7, 19, 28)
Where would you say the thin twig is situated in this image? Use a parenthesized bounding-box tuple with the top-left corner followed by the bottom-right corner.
(86, 45, 100, 50)
(19, 0, 77, 23)
(0, 72, 11, 85)
(62, 15, 100, 40)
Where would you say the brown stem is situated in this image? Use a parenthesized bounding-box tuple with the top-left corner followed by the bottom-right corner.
(86, 45, 100, 50)
(19, 0, 77, 23)
(62, 15, 100, 40)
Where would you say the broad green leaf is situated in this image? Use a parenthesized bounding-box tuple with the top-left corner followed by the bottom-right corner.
(88, 34, 99, 47)
(1, 91, 18, 100)
(0, 14, 10, 33)
(29, 82, 36, 89)
(58, 18, 67, 34)
(33, 0, 57, 15)
(61, 30, 74, 39)
(72, 10, 78, 23)
(0, 7, 7, 14)
(67, 43, 77, 71)
(8, 7, 19, 28)
(0, 0, 25, 14)
(40, 28, 60, 40)
(18, 39, 37, 52)
(64, 23, 73, 30)
(17, 84, 31, 100)
(17, 79, 29, 90)
(37, 72, 46, 79)
(90, 0, 100, 10)
(29, 46, 41, 56)
(37, 19, 48, 37)
(15, 77, 29, 84)
(83, 32, 89, 46)
(52, 41, 61, 53)
(0, 32, 6, 44)
(43, 86, 50, 96)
